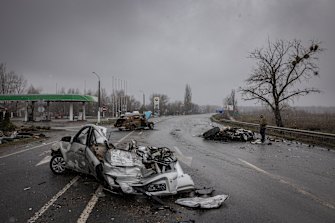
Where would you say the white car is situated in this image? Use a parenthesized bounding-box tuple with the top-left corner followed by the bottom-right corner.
(50, 124, 195, 196)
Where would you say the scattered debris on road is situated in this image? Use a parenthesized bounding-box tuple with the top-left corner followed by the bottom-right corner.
(202, 126, 254, 142)
(173, 186, 228, 209)
(174, 220, 195, 223)
(0, 129, 48, 145)
(175, 194, 229, 209)
(251, 139, 262, 144)
(195, 187, 214, 196)
(251, 139, 273, 145)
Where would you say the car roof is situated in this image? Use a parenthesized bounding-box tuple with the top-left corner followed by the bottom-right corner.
(80, 124, 107, 136)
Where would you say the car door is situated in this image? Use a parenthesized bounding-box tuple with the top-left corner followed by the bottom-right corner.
(85, 127, 105, 179)
(66, 126, 91, 174)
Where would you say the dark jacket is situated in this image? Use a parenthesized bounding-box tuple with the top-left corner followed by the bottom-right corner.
(260, 116, 267, 128)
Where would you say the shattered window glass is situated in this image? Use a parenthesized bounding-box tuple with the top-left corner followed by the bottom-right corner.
(93, 129, 106, 144)
(76, 127, 90, 145)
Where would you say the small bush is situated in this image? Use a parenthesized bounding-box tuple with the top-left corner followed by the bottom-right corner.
(1, 112, 16, 132)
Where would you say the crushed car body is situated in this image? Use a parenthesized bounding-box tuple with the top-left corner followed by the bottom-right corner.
(114, 111, 154, 131)
(203, 126, 254, 142)
(50, 124, 195, 196)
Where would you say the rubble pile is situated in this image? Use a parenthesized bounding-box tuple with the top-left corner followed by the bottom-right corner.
(0, 130, 47, 145)
(202, 126, 255, 142)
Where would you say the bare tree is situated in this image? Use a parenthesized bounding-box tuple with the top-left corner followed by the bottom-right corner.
(191, 103, 200, 114)
(0, 63, 28, 116)
(240, 39, 323, 127)
(67, 88, 80, 94)
(26, 84, 42, 94)
(184, 84, 192, 115)
(0, 63, 27, 94)
(11, 74, 27, 94)
(166, 101, 183, 115)
(126, 95, 140, 112)
(224, 89, 238, 114)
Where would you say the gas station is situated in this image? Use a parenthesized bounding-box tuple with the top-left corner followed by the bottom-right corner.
(0, 94, 97, 121)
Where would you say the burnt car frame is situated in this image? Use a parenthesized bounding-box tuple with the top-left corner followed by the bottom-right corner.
(114, 113, 154, 131)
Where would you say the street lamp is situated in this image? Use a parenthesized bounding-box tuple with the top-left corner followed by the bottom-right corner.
(92, 72, 101, 124)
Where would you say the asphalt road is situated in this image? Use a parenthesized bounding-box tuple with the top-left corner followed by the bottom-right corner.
(0, 114, 334, 223)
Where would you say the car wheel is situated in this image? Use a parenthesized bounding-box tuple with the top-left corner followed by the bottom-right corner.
(50, 154, 67, 174)
(203, 127, 220, 140)
(130, 124, 136, 131)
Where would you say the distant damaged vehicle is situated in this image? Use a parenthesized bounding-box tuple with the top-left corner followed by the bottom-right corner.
(203, 126, 254, 142)
(114, 111, 154, 131)
(50, 124, 195, 196)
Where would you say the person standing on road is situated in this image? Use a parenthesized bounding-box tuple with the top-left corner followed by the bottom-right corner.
(259, 114, 267, 143)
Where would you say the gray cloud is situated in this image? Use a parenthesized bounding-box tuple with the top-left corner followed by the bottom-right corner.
(1, 0, 334, 106)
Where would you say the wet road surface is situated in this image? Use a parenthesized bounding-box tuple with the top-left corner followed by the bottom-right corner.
(0, 114, 334, 222)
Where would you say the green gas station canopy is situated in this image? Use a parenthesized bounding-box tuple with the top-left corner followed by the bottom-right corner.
(0, 94, 97, 102)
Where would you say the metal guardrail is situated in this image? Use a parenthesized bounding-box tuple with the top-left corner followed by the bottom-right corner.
(212, 117, 335, 147)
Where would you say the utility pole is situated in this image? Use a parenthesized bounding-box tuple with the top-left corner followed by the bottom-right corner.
(139, 90, 145, 112)
(92, 72, 101, 124)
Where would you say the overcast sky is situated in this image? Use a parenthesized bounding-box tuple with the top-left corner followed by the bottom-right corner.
(1, 0, 334, 106)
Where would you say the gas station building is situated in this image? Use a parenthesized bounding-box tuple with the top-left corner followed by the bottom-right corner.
(0, 94, 97, 121)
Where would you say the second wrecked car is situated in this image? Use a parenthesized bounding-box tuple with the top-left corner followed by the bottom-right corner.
(50, 124, 195, 196)
(114, 111, 154, 131)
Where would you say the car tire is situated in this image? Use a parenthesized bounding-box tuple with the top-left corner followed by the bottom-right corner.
(130, 124, 136, 131)
(50, 154, 67, 175)
(203, 127, 220, 139)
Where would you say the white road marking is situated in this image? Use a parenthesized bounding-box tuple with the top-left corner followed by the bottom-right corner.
(0, 141, 57, 159)
(76, 130, 134, 223)
(38, 150, 51, 157)
(238, 158, 335, 210)
(138, 131, 143, 135)
(77, 185, 103, 223)
(27, 176, 80, 223)
(173, 146, 193, 167)
(35, 155, 51, 166)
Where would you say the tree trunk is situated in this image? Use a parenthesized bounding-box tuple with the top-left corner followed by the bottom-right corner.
(273, 107, 284, 127)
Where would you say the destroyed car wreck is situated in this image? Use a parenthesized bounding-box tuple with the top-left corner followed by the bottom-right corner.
(50, 124, 194, 196)
(203, 126, 255, 142)
(50, 124, 229, 209)
(114, 111, 154, 131)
